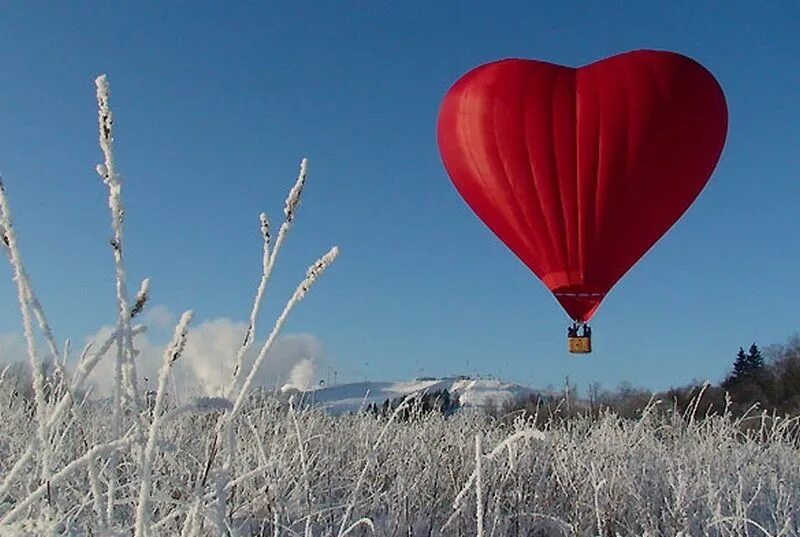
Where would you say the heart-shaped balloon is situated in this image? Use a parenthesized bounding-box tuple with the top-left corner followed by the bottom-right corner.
(437, 49, 728, 321)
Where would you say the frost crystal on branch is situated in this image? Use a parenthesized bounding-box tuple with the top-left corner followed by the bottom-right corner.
(166, 311, 192, 365)
(130, 278, 150, 319)
(284, 158, 307, 224)
(296, 246, 339, 300)
(260, 212, 270, 245)
(95, 76, 116, 187)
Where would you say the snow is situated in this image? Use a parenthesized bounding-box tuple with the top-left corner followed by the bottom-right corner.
(284, 376, 533, 415)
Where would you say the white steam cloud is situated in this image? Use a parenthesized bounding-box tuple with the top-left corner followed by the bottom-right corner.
(0, 305, 327, 399)
(284, 358, 317, 391)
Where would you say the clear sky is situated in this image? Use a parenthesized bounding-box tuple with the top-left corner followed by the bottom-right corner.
(0, 2, 797, 394)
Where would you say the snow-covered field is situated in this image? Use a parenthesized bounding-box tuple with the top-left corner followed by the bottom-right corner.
(283, 377, 533, 415)
(2, 378, 799, 536)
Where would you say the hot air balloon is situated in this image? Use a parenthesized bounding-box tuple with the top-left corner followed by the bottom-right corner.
(437, 49, 728, 353)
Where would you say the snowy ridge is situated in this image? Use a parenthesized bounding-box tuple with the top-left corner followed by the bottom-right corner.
(282, 377, 533, 415)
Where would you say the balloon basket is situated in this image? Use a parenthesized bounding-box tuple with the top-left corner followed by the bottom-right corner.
(568, 335, 592, 354)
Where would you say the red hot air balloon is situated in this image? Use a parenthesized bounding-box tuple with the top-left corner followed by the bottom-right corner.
(437, 49, 727, 350)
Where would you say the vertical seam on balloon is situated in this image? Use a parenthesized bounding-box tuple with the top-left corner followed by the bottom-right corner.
(457, 67, 549, 278)
(488, 73, 541, 267)
(594, 65, 607, 248)
(554, 68, 575, 284)
(550, 70, 575, 285)
(460, 83, 510, 249)
(595, 59, 629, 267)
(513, 71, 548, 266)
(625, 57, 660, 249)
(550, 70, 570, 284)
(462, 86, 490, 201)
(574, 68, 586, 286)
(504, 71, 542, 264)
(587, 67, 602, 287)
(605, 59, 634, 282)
(615, 54, 663, 281)
(523, 70, 562, 279)
(592, 65, 608, 276)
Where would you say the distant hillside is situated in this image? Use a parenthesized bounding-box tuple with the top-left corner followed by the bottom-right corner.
(281, 376, 532, 415)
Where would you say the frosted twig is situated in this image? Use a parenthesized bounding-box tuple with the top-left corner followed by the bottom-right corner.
(11, 323, 147, 498)
(708, 516, 777, 537)
(284, 158, 306, 225)
(26, 286, 62, 369)
(0, 222, 63, 368)
(72, 324, 147, 395)
(229, 158, 307, 396)
(337, 393, 417, 537)
(161, 397, 233, 424)
(130, 278, 151, 319)
(96, 75, 143, 527)
(591, 462, 607, 537)
(228, 213, 272, 396)
(486, 429, 546, 459)
(269, 159, 306, 276)
(178, 497, 202, 537)
(95, 74, 141, 415)
(443, 428, 544, 533)
(0, 449, 34, 502)
(39, 324, 147, 441)
(194, 161, 319, 532)
(0, 176, 51, 482)
(87, 451, 106, 533)
(475, 433, 484, 537)
(289, 398, 314, 537)
(339, 518, 375, 537)
(229, 246, 338, 420)
(687, 381, 710, 428)
(0, 435, 134, 525)
(63, 338, 70, 367)
(134, 310, 193, 537)
(264, 158, 307, 279)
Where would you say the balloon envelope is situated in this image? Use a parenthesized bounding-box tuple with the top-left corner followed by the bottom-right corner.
(437, 49, 728, 321)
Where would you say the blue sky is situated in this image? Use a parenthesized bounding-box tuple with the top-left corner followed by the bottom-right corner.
(0, 2, 798, 394)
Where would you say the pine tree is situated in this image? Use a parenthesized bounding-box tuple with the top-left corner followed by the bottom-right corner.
(746, 343, 764, 372)
(723, 342, 768, 392)
(724, 347, 753, 389)
(731, 347, 750, 379)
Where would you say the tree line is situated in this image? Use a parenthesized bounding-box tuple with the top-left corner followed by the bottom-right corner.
(497, 334, 800, 426)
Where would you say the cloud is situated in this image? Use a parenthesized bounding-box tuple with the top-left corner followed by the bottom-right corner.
(143, 305, 177, 331)
(0, 332, 25, 366)
(172, 317, 324, 397)
(0, 306, 328, 400)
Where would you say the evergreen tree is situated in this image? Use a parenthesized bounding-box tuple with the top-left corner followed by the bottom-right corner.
(746, 343, 764, 372)
(724, 344, 765, 389)
(728, 347, 750, 383)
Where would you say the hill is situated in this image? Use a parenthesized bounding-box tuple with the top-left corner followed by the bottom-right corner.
(281, 376, 532, 415)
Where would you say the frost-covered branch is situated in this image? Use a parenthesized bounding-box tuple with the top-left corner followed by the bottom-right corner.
(134, 310, 192, 537)
(228, 159, 308, 396)
(95, 74, 141, 415)
(229, 245, 338, 420)
(0, 435, 134, 525)
(0, 177, 52, 482)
